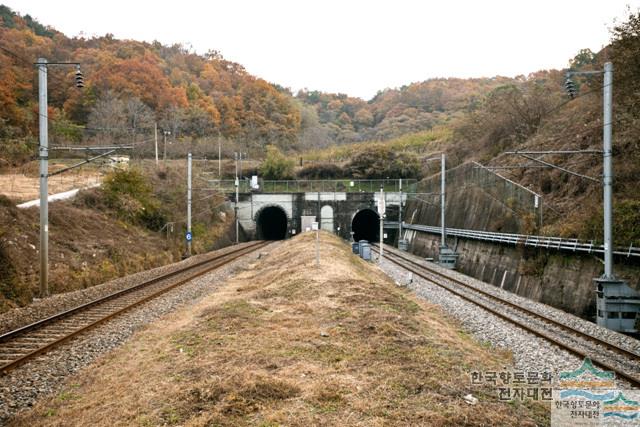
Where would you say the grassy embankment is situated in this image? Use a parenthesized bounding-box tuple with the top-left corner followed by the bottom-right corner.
(13, 232, 548, 426)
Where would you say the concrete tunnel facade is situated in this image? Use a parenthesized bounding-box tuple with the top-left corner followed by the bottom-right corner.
(234, 192, 405, 242)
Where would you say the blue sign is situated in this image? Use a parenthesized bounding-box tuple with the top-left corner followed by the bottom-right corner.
(185, 231, 192, 241)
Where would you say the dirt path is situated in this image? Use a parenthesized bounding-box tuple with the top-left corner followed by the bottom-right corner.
(10, 232, 548, 426)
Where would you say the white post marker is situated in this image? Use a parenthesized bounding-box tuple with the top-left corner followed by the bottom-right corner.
(312, 221, 319, 266)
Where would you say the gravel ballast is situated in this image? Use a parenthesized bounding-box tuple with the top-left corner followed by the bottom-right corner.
(0, 242, 278, 424)
(376, 248, 640, 388)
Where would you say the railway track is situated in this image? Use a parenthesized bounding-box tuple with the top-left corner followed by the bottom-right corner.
(0, 241, 270, 374)
(372, 243, 640, 388)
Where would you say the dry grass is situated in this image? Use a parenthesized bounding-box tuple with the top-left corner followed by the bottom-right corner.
(11, 232, 549, 426)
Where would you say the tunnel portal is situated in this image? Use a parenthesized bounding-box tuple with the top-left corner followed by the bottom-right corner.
(256, 206, 288, 240)
(351, 209, 379, 242)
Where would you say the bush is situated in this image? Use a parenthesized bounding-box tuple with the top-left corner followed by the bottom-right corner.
(297, 163, 345, 179)
(346, 146, 421, 179)
(101, 168, 167, 230)
(259, 146, 295, 180)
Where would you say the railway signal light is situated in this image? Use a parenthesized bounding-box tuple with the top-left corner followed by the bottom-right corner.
(75, 66, 84, 88)
(565, 74, 577, 99)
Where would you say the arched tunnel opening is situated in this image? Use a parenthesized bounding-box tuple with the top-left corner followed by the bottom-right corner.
(256, 206, 288, 240)
(351, 209, 379, 242)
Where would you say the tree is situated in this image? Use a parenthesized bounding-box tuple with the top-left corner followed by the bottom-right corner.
(258, 145, 294, 179)
(87, 90, 127, 141)
(125, 97, 155, 132)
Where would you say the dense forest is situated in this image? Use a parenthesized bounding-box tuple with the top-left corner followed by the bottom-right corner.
(0, 4, 517, 160)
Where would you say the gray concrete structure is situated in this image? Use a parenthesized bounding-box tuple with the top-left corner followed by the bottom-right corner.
(233, 191, 406, 241)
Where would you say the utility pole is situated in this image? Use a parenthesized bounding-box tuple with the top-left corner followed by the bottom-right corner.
(36, 58, 85, 297)
(379, 186, 384, 259)
(38, 58, 48, 298)
(238, 152, 247, 180)
(602, 62, 613, 280)
(163, 130, 171, 162)
(592, 62, 639, 332)
(187, 152, 192, 257)
(398, 178, 403, 248)
(154, 123, 158, 166)
(440, 153, 446, 247)
(561, 62, 640, 331)
(438, 153, 458, 269)
(218, 136, 221, 177)
(235, 152, 239, 244)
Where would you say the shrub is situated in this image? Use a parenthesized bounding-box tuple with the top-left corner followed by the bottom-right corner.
(259, 146, 295, 180)
(101, 168, 166, 230)
(297, 163, 345, 179)
(346, 146, 421, 179)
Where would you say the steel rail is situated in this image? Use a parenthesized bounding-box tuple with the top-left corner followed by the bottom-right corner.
(372, 244, 640, 388)
(0, 241, 269, 373)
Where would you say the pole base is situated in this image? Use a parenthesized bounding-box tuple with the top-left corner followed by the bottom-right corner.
(594, 277, 640, 333)
(439, 246, 458, 269)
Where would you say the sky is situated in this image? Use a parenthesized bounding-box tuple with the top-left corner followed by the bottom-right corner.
(3, 0, 638, 100)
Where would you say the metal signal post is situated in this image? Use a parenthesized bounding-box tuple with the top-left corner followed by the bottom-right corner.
(187, 152, 192, 257)
(36, 58, 84, 298)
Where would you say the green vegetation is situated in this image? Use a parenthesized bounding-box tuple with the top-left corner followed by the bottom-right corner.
(346, 146, 422, 179)
(258, 146, 295, 180)
(102, 168, 166, 231)
(301, 129, 447, 162)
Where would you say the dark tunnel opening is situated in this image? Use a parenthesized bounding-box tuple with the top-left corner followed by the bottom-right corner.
(351, 209, 379, 242)
(256, 206, 288, 240)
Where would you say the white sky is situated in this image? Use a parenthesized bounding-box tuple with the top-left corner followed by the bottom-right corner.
(4, 0, 638, 100)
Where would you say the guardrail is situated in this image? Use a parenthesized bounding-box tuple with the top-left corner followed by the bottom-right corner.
(206, 179, 417, 193)
(403, 223, 640, 258)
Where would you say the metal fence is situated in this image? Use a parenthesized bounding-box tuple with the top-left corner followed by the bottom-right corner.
(206, 179, 417, 193)
(417, 161, 543, 226)
(404, 223, 640, 259)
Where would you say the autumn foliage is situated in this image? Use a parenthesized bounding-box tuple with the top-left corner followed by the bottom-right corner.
(0, 5, 300, 149)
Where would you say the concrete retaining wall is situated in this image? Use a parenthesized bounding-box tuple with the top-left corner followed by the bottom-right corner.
(406, 230, 640, 319)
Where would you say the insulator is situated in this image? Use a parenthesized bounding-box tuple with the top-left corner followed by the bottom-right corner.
(564, 77, 577, 99)
(75, 69, 84, 88)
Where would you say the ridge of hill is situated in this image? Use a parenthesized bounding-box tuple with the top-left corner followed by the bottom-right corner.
(1, 4, 516, 159)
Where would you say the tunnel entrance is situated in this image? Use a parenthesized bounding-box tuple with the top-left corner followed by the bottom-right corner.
(256, 206, 288, 240)
(351, 209, 379, 242)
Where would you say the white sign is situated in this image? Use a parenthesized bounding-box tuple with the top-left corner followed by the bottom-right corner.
(383, 233, 387, 238)
(377, 198, 386, 215)
(311, 222, 319, 231)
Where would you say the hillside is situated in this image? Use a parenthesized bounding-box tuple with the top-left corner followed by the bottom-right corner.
(0, 4, 517, 163)
(300, 12, 640, 245)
